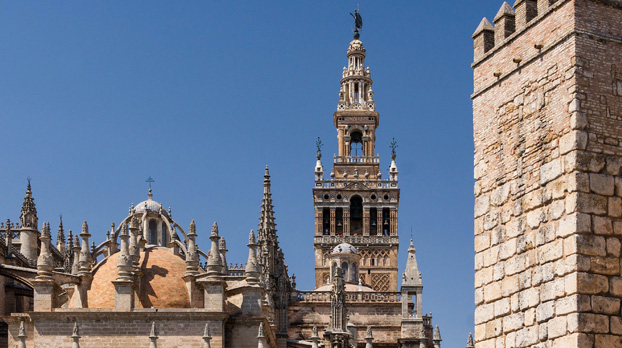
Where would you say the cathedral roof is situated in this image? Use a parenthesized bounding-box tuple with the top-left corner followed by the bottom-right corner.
(331, 243, 358, 255)
(87, 246, 192, 308)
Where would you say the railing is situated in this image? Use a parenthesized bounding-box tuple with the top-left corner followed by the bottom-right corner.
(334, 155, 380, 164)
(316, 180, 397, 189)
(297, 291, 401, 303)
(314, 235, 399, 245)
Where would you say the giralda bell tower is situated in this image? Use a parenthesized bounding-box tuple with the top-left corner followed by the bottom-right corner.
(313, 23, 400, 292)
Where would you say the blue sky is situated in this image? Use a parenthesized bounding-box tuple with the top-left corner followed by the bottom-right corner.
(0, 1, 505, 346)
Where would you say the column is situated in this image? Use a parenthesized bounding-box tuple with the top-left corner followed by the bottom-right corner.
(338, 129, 345, 157)
(315, 209, 323, 236)
(416, 289, 423, 319)
(390, 209, 398, 236)
(343, 209, 350, 236)
(363, 208, 370, 236)
(330, 209, 336, 236)
(377, 209, 383, 236)
(157, 222, 163, 246)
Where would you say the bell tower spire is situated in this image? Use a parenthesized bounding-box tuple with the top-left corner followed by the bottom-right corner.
(312, 11, 400, 292)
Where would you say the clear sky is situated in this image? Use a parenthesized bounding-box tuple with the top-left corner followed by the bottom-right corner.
(0, 1, 505, 347)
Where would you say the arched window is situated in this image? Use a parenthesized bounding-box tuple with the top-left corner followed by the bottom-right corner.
(161, 222, 168, 245)
(332, 262, 337, 280)
(149, 220, 157, 245)
(342, 262, 349, 281)
(350, 131, 363, 157)
(350, 196, 363, 236)
(351, 263, 357, 282)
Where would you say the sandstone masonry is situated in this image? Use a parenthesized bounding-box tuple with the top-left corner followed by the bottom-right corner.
(473, 1, 622, 347)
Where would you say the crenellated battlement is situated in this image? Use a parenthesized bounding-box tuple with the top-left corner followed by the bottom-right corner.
(473, 0, 567, 63)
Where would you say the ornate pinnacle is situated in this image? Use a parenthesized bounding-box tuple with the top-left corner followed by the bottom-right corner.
(206, 222, 222, 276)
(20, 179, 37, 229)
(257, 322, 265, 339)
(72, 322, 80, 338)
(149, 322, 158, 339)
(316, 137, 323, 160)
(78, 221, 92, 276)
(434, 325, 441, 341)
(72, 235, 81, 275)
(37, 222, 54, 279)
(311, 326, 319, 339)
(116, 223, 133, 281)
(390, 138, 398, 160)
(245, 230, 259, 283)
(189, 220, 197, 236)
(18, 319, 26, 338)
(466, 333, 474, 348)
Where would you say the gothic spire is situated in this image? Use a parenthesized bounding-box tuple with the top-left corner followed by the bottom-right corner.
(402, 239, 422, 286)
(57, 216, 66, 253)
(20, 178, 38, 229)
(466, 333, 474, 348)
(206, 222, 222, 277)
(258, 166, 277, 242)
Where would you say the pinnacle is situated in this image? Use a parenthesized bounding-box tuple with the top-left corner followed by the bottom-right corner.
(494, 2, 515, 22)
(472, 17, 494, 38)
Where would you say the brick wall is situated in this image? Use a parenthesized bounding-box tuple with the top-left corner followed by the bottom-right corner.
(473, 0, 622, 347)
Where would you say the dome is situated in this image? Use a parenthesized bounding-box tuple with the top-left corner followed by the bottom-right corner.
(87, 247, 191, 309)
(133, 189, 168, 216)
(332, 243, 358, 255)
(134, 198, 167, 215)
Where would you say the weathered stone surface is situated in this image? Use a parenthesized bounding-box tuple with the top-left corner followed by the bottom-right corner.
(589, 173, 614, 196)
(541, 159, 562, 185)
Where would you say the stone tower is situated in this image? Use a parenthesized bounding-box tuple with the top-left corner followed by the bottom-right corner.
(313, 30, 400, 292)
(472, 1, 622, 347)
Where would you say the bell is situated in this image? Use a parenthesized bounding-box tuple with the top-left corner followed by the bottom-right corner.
(337, 221, 343, 227)
(384, 220, 389, 226)
(371, 220, 377, 226)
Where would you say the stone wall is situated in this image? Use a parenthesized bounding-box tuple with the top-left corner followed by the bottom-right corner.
(288, 301, 403, 345)
(473, 0, 622, 347)
(6, 312, 226, 348)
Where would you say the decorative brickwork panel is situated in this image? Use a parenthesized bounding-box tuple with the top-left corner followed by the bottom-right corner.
(371, 273, 390, 292)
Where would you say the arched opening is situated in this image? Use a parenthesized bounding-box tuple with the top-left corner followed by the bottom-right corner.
(336, 208, 343, 236)
(332, 262, 337, 280)
(341, 262, 349, 281)
(149, 220, 157, 245)
(323, 208, 330, 235)
(350, 196, 363, 236)
(382, 208, 390, 236)
(350, 131, 363, 157)
(351, 263, 357, 282)
(370, 207, 378, 235)
(161, 222, 168, 245)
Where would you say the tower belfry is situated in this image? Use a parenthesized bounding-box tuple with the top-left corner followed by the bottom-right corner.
(313, 26, 400, 292)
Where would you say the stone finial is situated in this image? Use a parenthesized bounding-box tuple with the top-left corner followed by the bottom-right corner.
(189, 220, 197, 236)
(312, 326, 319, 339)
(206, 222, 222, 276)
(257, 322, 265, 338)
(116, 224, 133, 281)
(149, 322, 158, 348)
(202, 323, 212, 348)
(72, 322, 80, 338)
(219, 237, 228, 274)
(18, 318, 26, 338)
(72, 235, 81, 275)
(466, 333, 474, 348)
(245, 230, 260, 283)
(402, 239, 422, 286)
(185, 221, 199, 276)
(78, 221, 92, 276)
(311, 325, 320, 348)
(434, 325, 442, 341)
(364, 326, 374, 348)
(37, 222, 54, 279)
